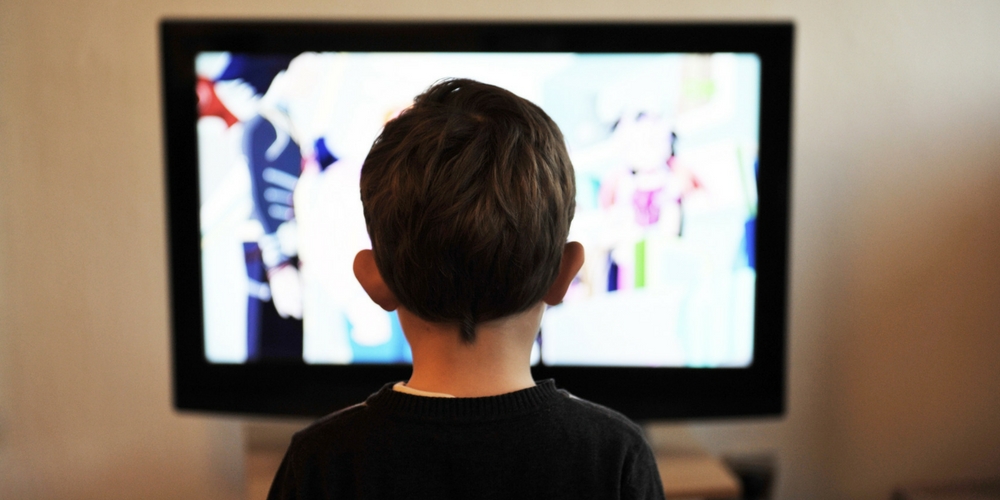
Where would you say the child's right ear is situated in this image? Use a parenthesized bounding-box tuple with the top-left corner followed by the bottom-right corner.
(353, 250, 401, 312)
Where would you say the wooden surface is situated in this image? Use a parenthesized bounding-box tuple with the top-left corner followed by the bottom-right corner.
(656, 454, 742, 499)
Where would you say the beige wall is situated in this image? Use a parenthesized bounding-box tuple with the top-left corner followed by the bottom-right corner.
(1, 1, 998, 499)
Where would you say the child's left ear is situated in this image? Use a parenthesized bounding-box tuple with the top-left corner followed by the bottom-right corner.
(353, 250, 401, 311)
(543, 242, 585, 306)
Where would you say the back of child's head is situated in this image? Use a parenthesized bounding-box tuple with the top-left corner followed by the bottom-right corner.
(360, 78, 575, 342)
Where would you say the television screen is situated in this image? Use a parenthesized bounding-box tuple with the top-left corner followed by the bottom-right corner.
(164, 22, 792, 418)
(197, 51, 761, 367)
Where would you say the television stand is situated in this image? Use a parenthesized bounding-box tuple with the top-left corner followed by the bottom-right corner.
(656, 453, 741, 499)
(648, 425, 742, 499)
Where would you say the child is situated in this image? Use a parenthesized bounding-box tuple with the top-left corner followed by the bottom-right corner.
(267, 78, 665, 500)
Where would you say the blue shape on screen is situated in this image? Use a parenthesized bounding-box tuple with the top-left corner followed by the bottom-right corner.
(243, 242, 263, 361)
(744, 216, 757, 270)
(217, 54, 294, 96)
(743, 158, 758, 269)
(607, 256, 619, 292)
(314, 137, 338, 171)
(244, 116, 301, 235)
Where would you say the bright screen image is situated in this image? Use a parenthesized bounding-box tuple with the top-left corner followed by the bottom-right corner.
(195, 51, 760, 367)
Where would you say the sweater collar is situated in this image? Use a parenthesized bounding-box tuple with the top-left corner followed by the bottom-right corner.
(367, 379, 562, 421)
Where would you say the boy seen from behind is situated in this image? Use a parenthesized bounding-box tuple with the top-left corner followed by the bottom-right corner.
(267, 78, 665, 500)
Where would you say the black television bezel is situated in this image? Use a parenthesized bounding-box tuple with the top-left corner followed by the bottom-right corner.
(161, 20, 793, 420)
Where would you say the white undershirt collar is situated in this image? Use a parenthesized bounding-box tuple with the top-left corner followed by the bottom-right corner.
(392, 382, 456, 398)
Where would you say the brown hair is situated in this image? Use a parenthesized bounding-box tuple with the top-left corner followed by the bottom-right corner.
(360, 78, 576, 342)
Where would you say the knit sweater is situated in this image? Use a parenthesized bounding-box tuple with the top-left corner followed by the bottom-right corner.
(267, 380, 665, 500)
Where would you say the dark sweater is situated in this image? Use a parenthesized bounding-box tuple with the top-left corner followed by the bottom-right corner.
(267, 380, 665, 500)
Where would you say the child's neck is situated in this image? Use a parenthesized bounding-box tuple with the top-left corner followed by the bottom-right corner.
(398, 304, 543, 398)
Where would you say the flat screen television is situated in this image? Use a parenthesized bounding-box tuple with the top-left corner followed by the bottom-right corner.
(161, 21, 793, 420)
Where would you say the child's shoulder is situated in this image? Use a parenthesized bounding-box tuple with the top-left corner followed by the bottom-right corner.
(553, 388, 650, 445)
(287, 400, 372, 451)
(284, 382, 402, 454)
